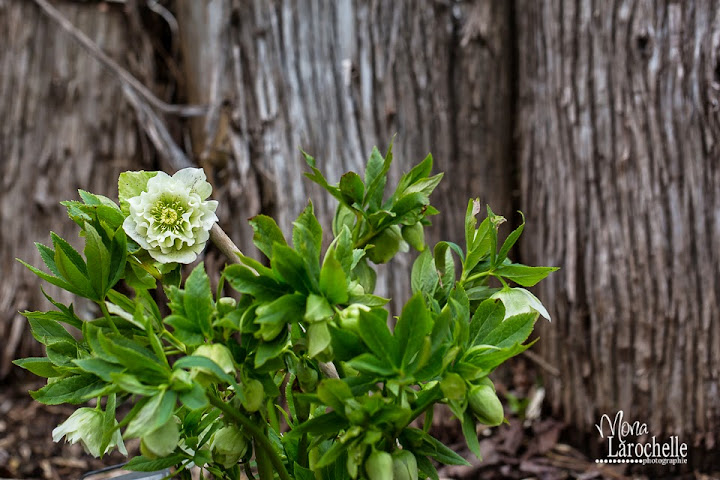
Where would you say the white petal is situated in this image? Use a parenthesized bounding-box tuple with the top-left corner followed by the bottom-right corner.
(123, 216, 152, 249)
(149, 246, 199, 264)
(173, 168, 213, 199)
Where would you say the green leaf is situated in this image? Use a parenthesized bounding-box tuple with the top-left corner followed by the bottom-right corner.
(294, 462, 316, 480)
(395, 293, 432, 370)
(461, 410, 482, 460)
(256, 293, 306, 341)
(364, 145, 392, 210)
(249, 215, 287, 259)
(164, 315, 204, 346)
(494, 264, 559, 287)
(118, 171, 158, 214)
(395, 153, 434, 197)
(307, 321, 332, 358)
(351, 258, 376, 293)
(357, 309, 397, 367)
(107, 226, 127, 289)
(13, 357, 61, 377)
(469, 299, 505, 346)
(184, 263, 214, 337)
(302, 150, 343, 201)
(100, 393, 118, 454)
(26, 315, 75, 345)
(52, 233, 95, 299)
(415, 454, 440, 480)
(83, 223, 110, 298)
(255, 333, 289, 368)
(46, 340, 78, 367)
(496, 212, 525, 265)
(317, 378, 353, 413)
(124, 454, 184, 472)
(126, 390, 177, 438)
(99, 333, 169, 382)
(411, 249, 439, 299)
(18, 259, 79, 296)
(333, 204, 356, 238)
(30, 374, 106, 405)
(319, 252, 348, 304)
(339, 172, 365, 205)
(329, 324, 365, 362)
(286, 411, 348, 440)
(73, 358, 125, 382)
(479, 312, 537, 349)
(305, 294, 333, 324)
(434, 242, 456, 299)
(346, 353, 395, 376)
(224, 264, 289, 301)
(293, 202, 323, 279)
(35, 242, 61, 277)
(272, 244, 316, 293)
(402, 428, 471, 466)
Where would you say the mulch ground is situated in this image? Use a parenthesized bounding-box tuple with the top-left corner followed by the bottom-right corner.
(1, 358, 717, 479)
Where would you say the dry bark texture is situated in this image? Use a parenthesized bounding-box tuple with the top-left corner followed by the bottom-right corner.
(517, 0, 720, 459)
(174, 0, 515, 310)
(0, 1, 157, 377)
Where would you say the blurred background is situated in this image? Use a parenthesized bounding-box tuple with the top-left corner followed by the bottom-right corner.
(1, 0, 719, 478)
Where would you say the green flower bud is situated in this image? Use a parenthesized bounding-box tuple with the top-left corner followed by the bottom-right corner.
(241, 378, 264, 412)
(297, 361, 319, 393)
(401, 222, 425, 251)
(468, 384, 504, 426)
(440, 372, 467, 401)
(392, 450, 419, 480)
(367, 225, 403, 264)
(365, 450, 393, 480)
(338, 303, 370, 335)
(191, 344, 236, 386)
(348, 280, 365, 296)
(141, 417, 180, 458)
(170, 368, 194, 392)
(217, 296, 237, 315)
(211, 425, 249, 468)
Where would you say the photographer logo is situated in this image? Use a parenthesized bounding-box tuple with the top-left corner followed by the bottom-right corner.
(594, 411, 688, 466)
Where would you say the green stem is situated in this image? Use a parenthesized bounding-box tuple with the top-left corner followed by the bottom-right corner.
(208, 394, 291, 480)
(462, 271, 492, 284)
(98, 301, 120, 335)
(407, 385, 443, 427)
(255, 437, 275, 480)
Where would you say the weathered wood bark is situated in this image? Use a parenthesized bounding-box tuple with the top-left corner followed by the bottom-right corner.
(0, 1, 157, 377)
(174, 0, 515, 312)
(517, 0, 720, 466)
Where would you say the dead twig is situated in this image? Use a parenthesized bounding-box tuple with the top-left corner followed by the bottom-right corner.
(32, 0, 206, 117)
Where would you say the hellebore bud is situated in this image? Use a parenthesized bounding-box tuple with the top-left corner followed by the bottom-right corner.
(297, 360, 319, 393)
(338, 303, 370, 335)
(367, 225, 405, 264)
(392, 450, 419, 480)
(217, 296, 237, 315)
(365, 450, 393, 480)
(211, 425, 249, 468)
(401, 222, 425, 251)
(468, 384, 504, 426)
(241, 378, 264, 412)
(191, 344, 236, 385)
(141, 417, 180, 458)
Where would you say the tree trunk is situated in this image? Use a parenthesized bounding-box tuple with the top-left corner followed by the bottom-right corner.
(0, 1, 157, 378)
(517, 0, 720, 467)
(174, 0, 515, 312)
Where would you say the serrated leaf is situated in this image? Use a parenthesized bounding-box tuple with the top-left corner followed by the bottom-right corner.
(118, 171, 158, 214)
(293, 202, 323, 279)
(494, 264, 559, 287)
(256, 293, 305, 341)
(496, 212, 525, 266)
(73, 358, 125, 382)
(30, 374, 106, 405)
(83, 222, 110, 298)
(469, 299, 505, 346)
(224, 264, 289, 300)
(13, 357, 61, 378)
(364, 145, 392, 210)
(346, 353, 395, 376)
(339, 172, 365, 205)
(357, 309, 397, 367)
(272, 244, 316, 293)
(184, 263, 213, 337)
(164, 315, 204, 346)
(320, 251, 348, 304)
(249, 215, 287, 260)
(35, 243, 60, 277)
(395, 293, 432, 370)
(411, 249, 439, 299)
(126, 390, 177, 438)
(124, 454, 184, 472)
(26, 315, 75, 345)
(462, 410, 482, 460)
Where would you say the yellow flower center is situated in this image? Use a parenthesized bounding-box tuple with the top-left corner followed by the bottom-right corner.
(151, 198, 186, 233)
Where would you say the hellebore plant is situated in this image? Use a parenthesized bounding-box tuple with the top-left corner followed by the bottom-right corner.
(16, 145, 557, 480)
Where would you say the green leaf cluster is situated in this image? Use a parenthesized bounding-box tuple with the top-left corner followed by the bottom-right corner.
(16, 145, 557, 480)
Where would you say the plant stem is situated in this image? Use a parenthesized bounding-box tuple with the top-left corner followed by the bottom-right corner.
(407, 384, 442, 427)
(255, 437, 275, 480)
(208, 394, 292, 480)
(98, 301, 121, 335)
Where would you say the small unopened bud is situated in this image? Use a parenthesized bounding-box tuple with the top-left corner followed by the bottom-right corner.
(392, 450, 419, 480)
(241, 378, 264, 412)
(401, 222, 425, 251)
(365, 450, 393, 480)
(217, 296, 237, 315)
(211, 425, 249, 468)
(468, 383, 504, 426)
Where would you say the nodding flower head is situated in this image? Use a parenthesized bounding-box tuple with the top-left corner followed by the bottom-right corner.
(52, 407, 127, 458)
(122, 168, 218, 264)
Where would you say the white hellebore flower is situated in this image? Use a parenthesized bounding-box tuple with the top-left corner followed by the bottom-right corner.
(52, 407, 127, 458)
(123, 168, 218, 264)
(491, 287, 551, 322)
